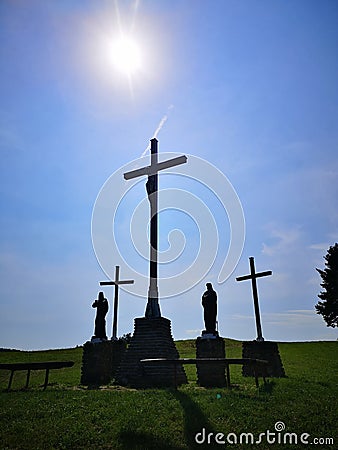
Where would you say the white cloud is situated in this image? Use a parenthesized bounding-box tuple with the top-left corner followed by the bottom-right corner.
(229, 309, 337, 341)
(185, 329, 200, 335)
(262, 224, 302, 257)
(308, 243, 330, 251)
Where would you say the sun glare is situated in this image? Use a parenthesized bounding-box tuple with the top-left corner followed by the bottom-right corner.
(110, 35, 143, 76)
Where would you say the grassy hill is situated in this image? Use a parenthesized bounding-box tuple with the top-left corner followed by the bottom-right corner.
(0, 339, 337, 449)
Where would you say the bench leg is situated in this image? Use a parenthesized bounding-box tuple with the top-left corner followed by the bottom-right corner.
(226, 364, 231, 388)
(262, 366, 268, 385)
(25, 370, 31, 389)
(43, 369, 50, 390)
(7, 370, 14, 391)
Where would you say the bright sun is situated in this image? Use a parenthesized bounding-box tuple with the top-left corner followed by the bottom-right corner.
(110, 35, 143, 76)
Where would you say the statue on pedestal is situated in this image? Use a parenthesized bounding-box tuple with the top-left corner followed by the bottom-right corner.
(92, 291, 109, 341)
(201, 283, 218, 336)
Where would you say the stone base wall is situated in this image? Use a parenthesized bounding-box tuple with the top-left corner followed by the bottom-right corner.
(81, 340, 113, 386)
(81, 339, 127, 386)
(111, 340, 127, 379)
(196, 336, 226, 387)
(116, 317, 187, 388)
(242, 341, 286, 378)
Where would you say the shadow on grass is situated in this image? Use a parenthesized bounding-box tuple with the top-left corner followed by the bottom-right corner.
(118, 430, 184, 450)
(259, 380, 276, 394)
(117, 388, 217, 450)
(172, 390, 218, 450)
(115, 380, 274, 449)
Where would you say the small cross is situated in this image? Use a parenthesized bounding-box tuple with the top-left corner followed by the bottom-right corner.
(100, 265, 134, 339)
(123, 138, 187, 319)
(236, 257, 272, 341)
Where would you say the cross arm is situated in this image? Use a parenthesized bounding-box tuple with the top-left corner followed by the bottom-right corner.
(236, 275, 250, 282)
(100, 280, 134, 286)
(124, 166, 151, 180)
(123, 155, 187, 180)
(236, 270, 272, 282)
(155, 155, 187, 172)
(255, 270, 272, 278)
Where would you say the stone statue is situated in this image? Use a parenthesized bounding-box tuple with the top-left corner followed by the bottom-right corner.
(92, 291, 109, 340)
(202, 283, 217, 335)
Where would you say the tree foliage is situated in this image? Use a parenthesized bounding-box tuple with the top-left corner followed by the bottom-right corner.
(315, 243, 338, 328)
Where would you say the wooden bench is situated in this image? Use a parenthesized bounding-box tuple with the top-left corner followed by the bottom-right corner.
(0, 361, 74, 391)
(140, 358, 268, 388)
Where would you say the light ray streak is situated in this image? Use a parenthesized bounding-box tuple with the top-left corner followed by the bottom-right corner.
(141, 105, 174, 156)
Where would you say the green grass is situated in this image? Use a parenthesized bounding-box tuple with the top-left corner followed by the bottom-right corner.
(0, 340, 337, 449)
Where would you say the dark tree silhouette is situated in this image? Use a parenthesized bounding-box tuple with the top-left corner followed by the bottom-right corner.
(315, 243, 338, 328)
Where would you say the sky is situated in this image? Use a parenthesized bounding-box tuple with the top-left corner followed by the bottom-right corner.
(1, 0, 337, 350)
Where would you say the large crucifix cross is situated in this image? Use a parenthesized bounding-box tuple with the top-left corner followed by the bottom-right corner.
(124, 138, 187, 319)
(236, 257, 272, 341)
(100, 265, 134, 339)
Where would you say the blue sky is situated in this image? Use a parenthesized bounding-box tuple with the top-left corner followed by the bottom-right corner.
(1, 0, 337, 350)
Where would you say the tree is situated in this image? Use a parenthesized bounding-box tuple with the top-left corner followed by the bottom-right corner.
(315, 243, 338, 328)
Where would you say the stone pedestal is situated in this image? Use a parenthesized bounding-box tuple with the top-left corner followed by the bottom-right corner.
(111, 340, 127, 379)
(242, 341, 286, 378)
(80, 339, 127, 386)
(116, 317, 187, 388)
(81, 340, 113, 386)
(196, 336, 226, 387)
